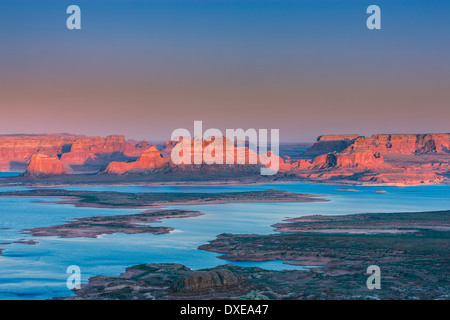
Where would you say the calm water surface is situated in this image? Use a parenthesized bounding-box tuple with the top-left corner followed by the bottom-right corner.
(0, 182, 449, 299)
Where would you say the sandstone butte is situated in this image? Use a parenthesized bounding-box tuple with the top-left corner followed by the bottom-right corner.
(24, 154, 66, 177)
(105, 146, 167, 174)
(0, 134, 150, 173)
(286, 133, 450, 185)
(104, 133, 450, 185)
(104, 137, 277, 174)
(3, 133, 450, 185)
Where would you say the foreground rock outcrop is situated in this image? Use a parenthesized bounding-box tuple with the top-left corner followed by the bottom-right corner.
(53, 210, 450, 300)
(170, 268, 245, 294)
(195, 210, 450, 300)
(58, 264, 253, 300)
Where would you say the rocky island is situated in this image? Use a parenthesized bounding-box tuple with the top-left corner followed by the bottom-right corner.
(0, 189, 326, 208)
(24, 209, 204, 238)
(0, 189, 325, 250)
(58, 210, 450, 300)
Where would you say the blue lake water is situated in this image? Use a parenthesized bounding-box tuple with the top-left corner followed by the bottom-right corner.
(0, 172, 22, 177)
(0, 182, 449, 299)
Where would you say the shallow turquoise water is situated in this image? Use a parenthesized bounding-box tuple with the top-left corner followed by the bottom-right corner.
(0, 183, 449, 299)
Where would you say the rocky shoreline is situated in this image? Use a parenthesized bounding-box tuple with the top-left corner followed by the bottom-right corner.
(1, 168, 449, 188)
(56, 210, 450, 300)
(0, 189, 326, 209)
(0, 188, 325, 255)
(199, 210, 450, 268)
(24, 209, 204, 238)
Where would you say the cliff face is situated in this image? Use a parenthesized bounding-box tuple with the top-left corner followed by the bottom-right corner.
(346, 134, 450, 155)
(105, 146, 168, 174)
(24, 154, 66, 177)
(102, 133, 450, 185)
(104, 137, 284, 175)
(310, 151, 384, 169)
(3, 132, 450, 186)
(0, 134, 148, 173)
(170, 269, 244, 294)
(303, 135, 360, 157)
(284, 133, 450, 185)
(0, 134, 74, 172)
(304, 134, 450, 158)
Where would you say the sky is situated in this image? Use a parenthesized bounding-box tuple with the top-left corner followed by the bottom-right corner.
(0, 0, 449, 142)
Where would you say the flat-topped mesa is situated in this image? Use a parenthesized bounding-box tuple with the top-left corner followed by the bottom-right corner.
(287, 133, 450, 185)
(0, 137, 70, 171)
(311, 150, 384, 169)
(0, 134, 149, 172)
(0, 133, 88, 140)
(104, 137, 284, 174)
(24, 154, 66, 177)
(345, 134, 450, 155)
(168, 137, 262, 166)
(302, 133, 450, 159)
(60, 135, 129, 165)
(303, 134, 361, 157)
(317, 134, 362, 141)
(170, 137, 285, 170)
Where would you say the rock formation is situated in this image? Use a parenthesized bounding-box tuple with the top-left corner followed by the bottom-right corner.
(58, 263, 252, 300)
(303, 134, 361, 157)
(310, 150, 384, 169)
(2, 132, 450, 186)
(104, 137, 277, 175)
(345, 134, 450, 155)
(304, 133, 450, 157)
(170, 269, 244, 294)
(100, 133, 450, 185)
(0, 134, 149, 173)
(282, 133, 450, 185)
(104, 146, 168, 174)
(24, 154, 66, 177)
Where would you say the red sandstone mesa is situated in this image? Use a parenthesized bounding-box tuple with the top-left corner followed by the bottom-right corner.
(282, 133, 450, 185)
(24, 154, 66, 177)
(105, 146, 168, 174)
(104, 137, 270, 174)
(305, 133, 450, 155)
(344, 133, 450, 154)
(0, 134, 149, 173)
(3, 133, 450, 186)
(308, 150, 384, 169)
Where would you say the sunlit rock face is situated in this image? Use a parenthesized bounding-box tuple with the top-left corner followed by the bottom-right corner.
(0, 134, 149, 173)
(24, 153, 66, 177)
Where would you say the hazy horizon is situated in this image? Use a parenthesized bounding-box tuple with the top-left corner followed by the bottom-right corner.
(1, 130, 450, 145)
(1, 0, 449, 142)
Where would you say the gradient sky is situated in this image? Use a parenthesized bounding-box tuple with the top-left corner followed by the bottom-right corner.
(0, 0, 449, 142)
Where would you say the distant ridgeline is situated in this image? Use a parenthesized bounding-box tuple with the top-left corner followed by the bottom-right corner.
(0, 133, 449, 185)
(0, 134, 150, 174)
